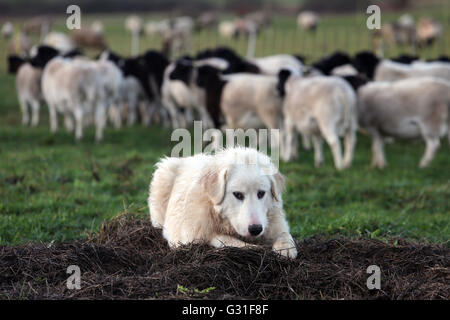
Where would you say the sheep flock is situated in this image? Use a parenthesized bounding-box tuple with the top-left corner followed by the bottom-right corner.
(5, 14, 450, 171)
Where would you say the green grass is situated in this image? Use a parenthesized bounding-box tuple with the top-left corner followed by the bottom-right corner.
(0, 7, 449, 245)
(0, 71, 449, 245)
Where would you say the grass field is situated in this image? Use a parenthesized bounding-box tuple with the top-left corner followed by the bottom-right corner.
(0, 71, 449, 245)
(0, 6, 449, 247)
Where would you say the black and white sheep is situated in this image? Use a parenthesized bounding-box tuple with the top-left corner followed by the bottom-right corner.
(8, 55, 43, 126)
(352, 51, 450, 82)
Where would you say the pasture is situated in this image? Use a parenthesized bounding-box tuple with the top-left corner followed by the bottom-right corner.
(0, 70, 449, 245)
(0, 5, 449, 300)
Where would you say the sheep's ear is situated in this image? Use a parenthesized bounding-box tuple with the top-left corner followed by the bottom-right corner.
(201, 165, 228, 205)
(269, 172, 285, 202)
(7, 55, 25, 74)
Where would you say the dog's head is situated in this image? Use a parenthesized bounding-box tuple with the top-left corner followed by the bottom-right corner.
(201, 148, 285, 238)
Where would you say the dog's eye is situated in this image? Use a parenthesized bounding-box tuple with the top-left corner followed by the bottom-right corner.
(233, 192, 244, 201)
(257, 190, 265, 199)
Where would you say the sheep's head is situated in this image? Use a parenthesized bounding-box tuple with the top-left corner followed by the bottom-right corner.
(195, 65, 221, 88)
(276, 69, 292, 97)
(352, 51, 380, 79)
(7, 55, 26, 74)
(312, 51, 351, 75)
(169, 59, 194, 85)
(391, 54, 419, 64)
(29, 45, 59, 69)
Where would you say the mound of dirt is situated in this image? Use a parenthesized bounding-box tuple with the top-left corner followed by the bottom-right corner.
(0, 214, 448, 299)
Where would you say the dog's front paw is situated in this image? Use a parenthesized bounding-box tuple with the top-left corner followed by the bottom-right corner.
(272, 237, 297, 259)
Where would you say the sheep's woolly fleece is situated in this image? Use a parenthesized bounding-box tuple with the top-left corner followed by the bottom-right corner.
(0, 214, 448, 300)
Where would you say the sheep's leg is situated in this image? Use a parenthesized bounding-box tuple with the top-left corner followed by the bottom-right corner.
(321, 127, 344, 170)
(19, 98, 30, 126)
(127, 97, 137, 126)
(369, 129, 386, 169)
(158, 106, 171, 128)
(146, 102, 160, 126)
(311, 134, 324, 168)
(63, 111, 74, 132)
(95, 104, 107, 143)
(258, 112, 283, 153)
(329, 137, 344, 170)
(138, 101, 150, 126)
(301, 133, 311, 150)
(48, 103, 58, 133)
(419, 137, 440, 168)
(343, 128, 357, 169)
(74, 108, 84, 142)
(198, 107, 214, 130)
(290, 131, 299, 160)
(109, 103, 122, 129)
(163, 99, 180, 128)
(176, 109, 188, 129)
(30, 100, 40, 127)
(318, 119, 344, 170)
(282, 118, 297, 161)
(183, 108, 194, 127)
(287, 121, 299, 161)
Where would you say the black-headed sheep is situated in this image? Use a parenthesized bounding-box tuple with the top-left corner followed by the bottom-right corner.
(353, 51, 450, 82)
(8, 55, 43, 126)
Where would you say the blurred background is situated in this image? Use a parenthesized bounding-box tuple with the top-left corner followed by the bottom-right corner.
(1, 0, 449, 72)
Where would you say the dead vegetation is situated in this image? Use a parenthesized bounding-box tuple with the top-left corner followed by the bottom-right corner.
(0, 214, 448, 300)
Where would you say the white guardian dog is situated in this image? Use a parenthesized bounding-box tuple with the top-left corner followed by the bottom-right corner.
(148, 147, 297, 258)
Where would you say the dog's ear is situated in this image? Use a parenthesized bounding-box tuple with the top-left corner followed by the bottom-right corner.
(201, 165, 228, 205)
(269, 172, 285, 202)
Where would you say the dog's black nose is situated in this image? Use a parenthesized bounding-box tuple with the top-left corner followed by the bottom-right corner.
(248, 224, 263, 236)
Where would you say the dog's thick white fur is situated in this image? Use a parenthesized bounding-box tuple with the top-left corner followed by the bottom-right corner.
(148, 147, 297, 258)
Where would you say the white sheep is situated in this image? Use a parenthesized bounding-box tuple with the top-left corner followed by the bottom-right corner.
(95, 59, 123, 132)
(375, 59, 450, 82)
(43, 32, 76, 54)
(42, 56, 121, 141)
(8, 31, 33, 56)
(161, 59, 227, 129)
(2, 21, 13, 40)
(416, 18, 442, 47)
(357, 77, 450, 168)
(331, 64, 358, 76)
(279, 71, 357, 170)
(8, 57, 43, 126)
(353, 52, 450, 82)
(248, 54, 303, 76)
(90, 21, 104, 35)
(297, 11, 319, 31)
(125, 15, 143, 56)
(218, 21, 236, 38)
(220, 73, 283, 131)
(161, 17, 194, 58)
